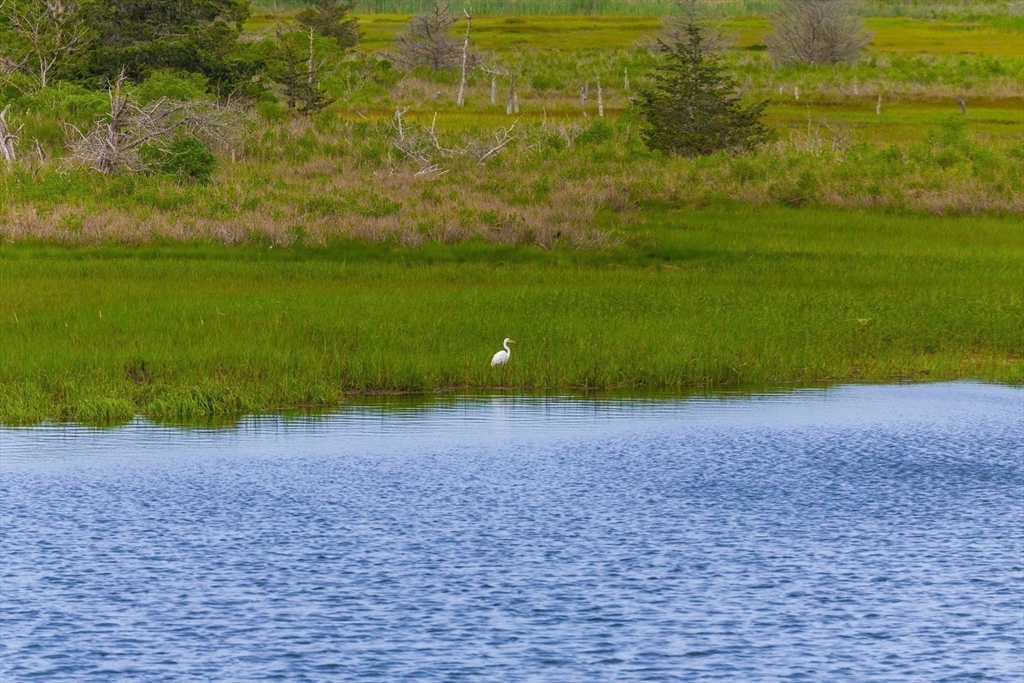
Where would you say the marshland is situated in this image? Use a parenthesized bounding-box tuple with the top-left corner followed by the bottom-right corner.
(3, 4, 1024, 681)
(1, 0, 1022, 423)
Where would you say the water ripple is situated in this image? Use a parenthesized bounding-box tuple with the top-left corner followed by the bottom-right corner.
(1, 382, 1022, 681)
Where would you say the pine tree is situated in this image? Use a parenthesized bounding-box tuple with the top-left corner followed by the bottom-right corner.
(636, 25, 770, 158)
(296, 0, 359, 50)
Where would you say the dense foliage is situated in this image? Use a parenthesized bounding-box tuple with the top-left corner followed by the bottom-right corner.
(72, 0, 253, 92)
(636, 25, 770, 157)
(296, 0, 360, 49)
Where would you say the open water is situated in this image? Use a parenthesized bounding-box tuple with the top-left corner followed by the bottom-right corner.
(1, 382, 1022, 681)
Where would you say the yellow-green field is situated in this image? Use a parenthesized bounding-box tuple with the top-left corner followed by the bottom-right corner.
(244, 12, 1024, 56)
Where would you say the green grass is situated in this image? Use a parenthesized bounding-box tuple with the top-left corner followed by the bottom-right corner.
(2, 205, 1021, 424)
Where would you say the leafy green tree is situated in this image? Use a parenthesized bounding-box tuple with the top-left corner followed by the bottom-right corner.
(636, 24, 770, 158)
(72, 0, 253, 93)
(0, 0, 90, 91)
(296, 0, 359, 50)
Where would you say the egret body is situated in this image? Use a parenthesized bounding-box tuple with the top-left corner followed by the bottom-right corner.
(491, 338, 515, 366)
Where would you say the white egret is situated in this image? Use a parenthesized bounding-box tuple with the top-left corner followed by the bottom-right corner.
(490, 338, 515, 366)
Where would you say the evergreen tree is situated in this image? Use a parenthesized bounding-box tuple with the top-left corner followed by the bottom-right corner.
(296, 0, 359, 50)
(72, 0, 253, 93)
(636, 25, 770, 157)
(270, 27, 333, 114)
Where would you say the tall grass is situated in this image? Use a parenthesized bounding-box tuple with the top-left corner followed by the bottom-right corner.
(2, 205, 1020, 424)
(3, 109, 1021, 249)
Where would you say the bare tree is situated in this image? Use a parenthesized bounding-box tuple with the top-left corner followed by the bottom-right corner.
(70, 72, 233, 174)
(393, 1, 476, 72)
(765, 0, 871, 66)
(480, 63, 502, 105)
(456, 8, 472, 106)
(0, 0, 89, 90)
(506, 73, 518, 115)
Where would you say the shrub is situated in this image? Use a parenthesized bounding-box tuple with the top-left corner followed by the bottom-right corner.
(392, 1, 477, 72)
(149, 137, 216, 183)
(136, 71, 209, 105)
(766, 0, 871, 66)
(579, 118, 613, 145)
(635, 25, 770, 158)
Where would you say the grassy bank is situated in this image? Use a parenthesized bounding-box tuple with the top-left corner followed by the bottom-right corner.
(2, 205, 1020, 424)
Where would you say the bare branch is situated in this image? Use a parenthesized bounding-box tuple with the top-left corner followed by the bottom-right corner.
(766, 0, 871, 66)
(69, 72, 237, 174)
(392, 0, 479, 72)
(477, 119, 517, 165)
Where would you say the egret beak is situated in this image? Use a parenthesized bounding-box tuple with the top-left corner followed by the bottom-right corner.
(508, 340, 516, 344)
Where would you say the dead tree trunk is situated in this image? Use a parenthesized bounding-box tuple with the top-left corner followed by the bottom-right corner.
(0, 105, 19, 167)
(308, 28, 315, 86)
(506, 74, 516, 115)
(624, 67, 629, 93)
(456, 9, 472, 107)
(98, 78, 130, 173)
(395, 106, 409, 141)
(956, 96, 967, 114)
(481, 67, 499, 105)
(596, 75, 604, 117)
(580, 81, 588, 107)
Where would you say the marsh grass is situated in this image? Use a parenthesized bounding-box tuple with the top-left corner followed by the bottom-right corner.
(2, 205, 1021, 424)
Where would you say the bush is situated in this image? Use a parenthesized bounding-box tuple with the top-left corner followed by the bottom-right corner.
(766, 0, 871, 66)
(136, 71, 209, 105)
(635, 25, 770, 158)
(146, 137, 216, 183)
(579, 118, 613, 145)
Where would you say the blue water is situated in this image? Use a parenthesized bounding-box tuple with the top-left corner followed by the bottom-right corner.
(1, 383, 1022, 681)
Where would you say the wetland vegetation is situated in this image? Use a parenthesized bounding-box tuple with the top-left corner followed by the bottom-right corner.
(1, 0, 1021, 423)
